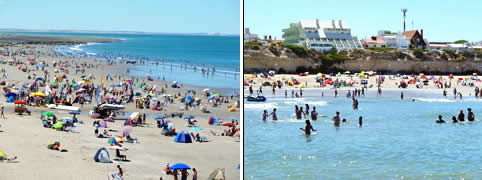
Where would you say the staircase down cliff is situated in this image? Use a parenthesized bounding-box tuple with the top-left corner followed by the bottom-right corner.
(244, 45, 482, 74)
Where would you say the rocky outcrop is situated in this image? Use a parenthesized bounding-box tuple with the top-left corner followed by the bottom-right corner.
(244, 45, 482, 74)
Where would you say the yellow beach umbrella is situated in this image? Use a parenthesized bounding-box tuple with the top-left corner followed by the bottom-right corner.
(0, 148, 6, 161)
(31, 91, 46, 97)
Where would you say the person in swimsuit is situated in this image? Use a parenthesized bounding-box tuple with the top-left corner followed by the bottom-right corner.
(451, 116, 458, 123)
(305, 104, 309, 116)
(270, 108, 278, 121)
(436, 115, 445, 123)
(332, 111, 341, 127)
(311, 107, 318, 121)
(262, 110, 268, 121)
(467, 108, 475, 121)
(458, 110, 465, 122)
(300, 120, 316, 135)
(359, 116, 363, 126)
(296, 107, 305, 120)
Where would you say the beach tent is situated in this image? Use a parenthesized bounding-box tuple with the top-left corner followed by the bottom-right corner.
(174, 131, 192, 143)
(208, 168, 225, 180)
(6, 96, 14, 103)
(228, 106, 236, 112)
(209, 116, 218, 125)
(94, 147, 112, 163)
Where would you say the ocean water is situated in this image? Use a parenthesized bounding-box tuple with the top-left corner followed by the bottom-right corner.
(0, 31, 240, 89)
(244, 89, 482, 179)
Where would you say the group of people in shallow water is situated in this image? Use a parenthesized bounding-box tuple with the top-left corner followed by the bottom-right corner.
(436, 108, 476, 123)
(300, 111, 363, 135)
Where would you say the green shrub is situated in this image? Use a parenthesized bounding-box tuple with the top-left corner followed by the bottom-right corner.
(281, 43, 309, 57)
(365, 47, 397, 51)
(244, 41, 262, 46)
(456, 56, 466, 61)
(413, 49, 426, 60)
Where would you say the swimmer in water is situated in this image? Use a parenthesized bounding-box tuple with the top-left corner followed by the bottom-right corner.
(342, 118, 347, 124)
(458, 110, 465, 122)
(296, 107, 305, 120)
(311, 107, 318, 121)
(262, 110, 268, 121)
(467, 108, 475, 121)
(270, 108, 278, 121)
(359, 116, 363, 126)
(451, 116, 458, 123)
(436, 115, 445, 123)
(300, 120, 317, 135)
(332, 111, 341, 127)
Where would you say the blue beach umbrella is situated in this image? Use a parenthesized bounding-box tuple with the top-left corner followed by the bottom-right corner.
(184, 115, 195, 119)
(169, 163, 191, 170)
(69, 111, 80, 114)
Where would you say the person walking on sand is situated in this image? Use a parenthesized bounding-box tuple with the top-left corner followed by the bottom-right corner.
(1, 107, 5, 119)
(181, 169, 189, 180)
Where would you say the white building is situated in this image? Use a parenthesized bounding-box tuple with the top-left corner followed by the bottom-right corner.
(361, 37, 387, 48)
(448, 43, 473, 51)
(282, 19, 362, 51)
(429, 42, 450, 50)
(376, 31, 410, 49)
(244, 28, 259, 42)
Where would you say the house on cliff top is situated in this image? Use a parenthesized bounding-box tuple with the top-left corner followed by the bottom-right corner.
(402, 30, 427, 49)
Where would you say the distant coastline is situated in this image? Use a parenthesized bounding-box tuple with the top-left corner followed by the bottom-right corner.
(0, 28, 240, 37)
(0, 33, 121, 45)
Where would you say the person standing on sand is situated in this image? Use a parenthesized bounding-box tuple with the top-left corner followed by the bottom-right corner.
(249, 86, 253, 96)
(192, 168, 197, 180)
(475, 87, 479, 98)
(181, 169, 189, 180)
(1, 107, 5, 119)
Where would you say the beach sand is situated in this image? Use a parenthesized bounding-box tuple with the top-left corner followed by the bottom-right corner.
(0, 44, 240, 179)
(244, 73, 482, 96)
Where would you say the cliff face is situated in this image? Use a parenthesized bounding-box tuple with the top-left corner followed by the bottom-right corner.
(244, 46, 482, 74)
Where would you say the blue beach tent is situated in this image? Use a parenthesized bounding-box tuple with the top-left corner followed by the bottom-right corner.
(94, 147, 112, 163)
(174, 131, 192, 143)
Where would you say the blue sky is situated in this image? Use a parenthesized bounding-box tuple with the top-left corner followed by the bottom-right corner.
(0, 0, 240, 34)
(245, 0, 482, 42)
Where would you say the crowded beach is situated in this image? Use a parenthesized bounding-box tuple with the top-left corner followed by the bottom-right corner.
(0, 42, 240, 180)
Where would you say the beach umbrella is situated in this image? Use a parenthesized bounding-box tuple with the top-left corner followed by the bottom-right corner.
(69, 111, 80, 115)
(47, 142, 60, 150)
(185, 96, 193, 102)
(53, 121, 65, 129)
(104, 117, 114, 122)
(223, 123, 235, 127)
(190, 127, 203, 131)
(155, 115, 167, 119)
(169, 163, 191, 170)
(129, 112, 139, 120)
(107, 136, 122, 144)
(0, 148, 6, 161)
(121, 125, 133, 137)
(42, 112, 56, 117)
(90, 113, 101, 118)
(107, 146, 127, 151)
(60, 117, 74, 123)
(203, 88, 210, 92)
(146, 75, 151, 78)
(238, 165, 240, 169)
(208, 168, 225, 180)
(184, 115, 195, 119)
